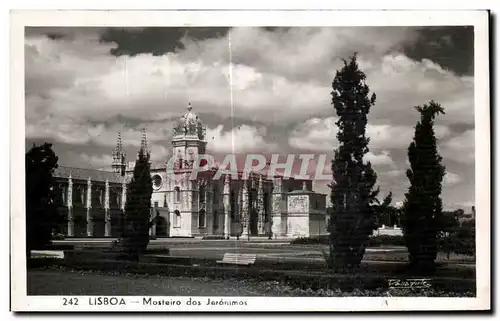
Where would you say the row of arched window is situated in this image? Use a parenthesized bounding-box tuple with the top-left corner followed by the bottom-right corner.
(170, 209, 207, 229)
(172, 184, 216, 204)
(57, 183, 122, 208)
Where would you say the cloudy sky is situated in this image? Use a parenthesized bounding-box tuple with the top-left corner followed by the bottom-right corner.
(25, 26, 475, 210)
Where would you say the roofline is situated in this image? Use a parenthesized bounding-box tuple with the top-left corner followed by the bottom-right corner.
(56, 165, 116, 173)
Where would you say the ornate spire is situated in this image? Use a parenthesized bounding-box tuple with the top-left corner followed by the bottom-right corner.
(140, 128, 148, 151)
(117, 130, 124, 152)
(138, 128, 151, 159)
(112, 130, 126, 157)
(187, 101, 192, 111)
(112, 130, 126, 176)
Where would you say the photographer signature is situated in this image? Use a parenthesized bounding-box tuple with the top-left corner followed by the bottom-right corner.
(388, 278, 432, 289)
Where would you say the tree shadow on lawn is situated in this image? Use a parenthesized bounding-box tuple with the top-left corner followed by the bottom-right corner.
(254, 259, 475, 279)
(66, 244, 475, 278)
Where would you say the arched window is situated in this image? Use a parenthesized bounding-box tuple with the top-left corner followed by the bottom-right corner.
(61, 185, 66, 205)
(73, 185, 85, 206)
(92, 187, 103, 207)
(199, 184, 205, 203)
(198, 209, 206, 228)
(174, 210, 181, 228)
(263, 192, 269, 221)
(212, 185, 219, 205)
(99, 189, 103, 206)
(174, 186, 181, 203)
(81, 187, 86, 205)
(230, 190, 237, 219)
(213, 210, 219, 230)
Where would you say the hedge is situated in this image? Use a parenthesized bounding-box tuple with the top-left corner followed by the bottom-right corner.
(367, 235, 406, 247)
(58, 248, 475, 278)
(44, 244, 75, 251)
(290, 235, 329, 245)
(290, 235, 406, 247)
(202, 235, 227, 240)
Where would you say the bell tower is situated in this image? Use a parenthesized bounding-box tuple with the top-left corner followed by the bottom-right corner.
(112, 130, 126, 176)
(171, 102, 207, 170)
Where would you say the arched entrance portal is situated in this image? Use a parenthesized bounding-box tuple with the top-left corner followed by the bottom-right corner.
(155, 216, 168, 237)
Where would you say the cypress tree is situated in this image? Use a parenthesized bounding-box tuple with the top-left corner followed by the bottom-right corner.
(402, 101, 445, 272)
(329, 55, 380, 272)
(25, 143, 60, 257)
(123, 147, 153, 259)
(375, 192, 395, 227)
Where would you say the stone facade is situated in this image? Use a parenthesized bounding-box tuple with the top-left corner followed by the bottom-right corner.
(53, 167, 126, 237)
(53, 104, 328, 238)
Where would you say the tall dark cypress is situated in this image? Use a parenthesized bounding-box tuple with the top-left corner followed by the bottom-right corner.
(123, 148, 153, 259)
(329, 55, 379, 272)
(25, 143, 60, 258)
(402, 101, 446, 272)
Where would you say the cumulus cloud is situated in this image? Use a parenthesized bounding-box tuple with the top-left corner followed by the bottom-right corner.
(149, 144, 170, 163)
(444, 172, 463, 186)
(25, 27, 473, 127)
(79, 153, 113, 170)
(440, 129, 475, 164)
(206, 124, 277, 153)
(364, 151, 396, 167)
(386, 169, 404, 177)
(288, 116, 451, 152)
(288, 117, 338, 152)
(181, 27, 416, 84)
(26, 116, 174, 148)
(24, 26, 475, 208)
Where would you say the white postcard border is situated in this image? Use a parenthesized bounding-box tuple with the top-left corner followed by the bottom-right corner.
(10, 9, 490, 312)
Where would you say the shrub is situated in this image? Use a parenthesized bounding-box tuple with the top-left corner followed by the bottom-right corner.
(290, 235, 329, 245)
(202, 235, 226, 240)
(367, 235, 405, 247)
(51, 233, 65, 241)
(438, 225, 475, 257)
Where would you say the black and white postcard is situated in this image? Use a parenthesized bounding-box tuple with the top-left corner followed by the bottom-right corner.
(10, 9, 490, 312)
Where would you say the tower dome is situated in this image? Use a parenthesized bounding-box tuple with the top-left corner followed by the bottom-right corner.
(173, 102, 206, 140)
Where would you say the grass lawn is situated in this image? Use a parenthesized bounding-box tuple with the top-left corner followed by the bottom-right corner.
(27, 269, 286, 296)
(251, 244, 475, 264)
(27, 268, 474, 297)
(60, 240, 475, 265)
(363, 250, 475, 264)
